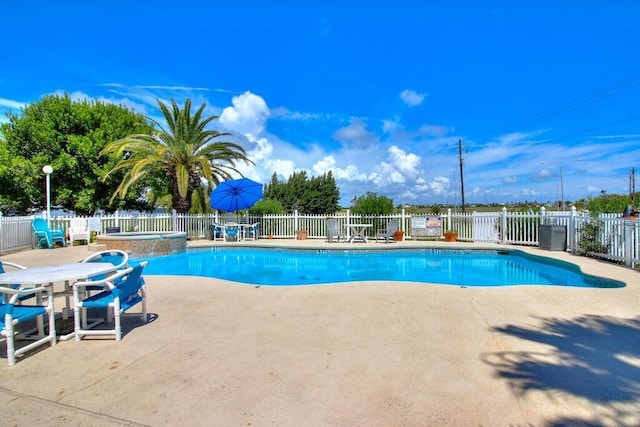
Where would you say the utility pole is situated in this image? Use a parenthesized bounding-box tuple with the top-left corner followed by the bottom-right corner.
(630, 167, 636, 205)
(458, 139, 466, 213)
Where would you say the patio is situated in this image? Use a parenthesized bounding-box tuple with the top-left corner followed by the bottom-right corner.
(1, 239, 639, 426)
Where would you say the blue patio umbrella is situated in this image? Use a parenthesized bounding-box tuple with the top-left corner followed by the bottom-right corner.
(210, 178, 263, 212)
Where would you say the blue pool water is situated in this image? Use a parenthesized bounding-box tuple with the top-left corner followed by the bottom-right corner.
(136, 247, 624, 288)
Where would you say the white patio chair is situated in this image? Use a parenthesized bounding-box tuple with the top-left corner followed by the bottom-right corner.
(69, 217, 90, 246)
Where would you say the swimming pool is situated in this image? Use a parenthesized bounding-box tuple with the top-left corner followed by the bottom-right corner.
(137, 247, 624, 288)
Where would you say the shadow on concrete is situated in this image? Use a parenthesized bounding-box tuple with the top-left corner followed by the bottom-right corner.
(483, 314, 640, 426)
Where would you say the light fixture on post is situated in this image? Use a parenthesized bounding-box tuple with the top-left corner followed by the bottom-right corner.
(540, 162, 564, 211)
(42, 165, 53, 226)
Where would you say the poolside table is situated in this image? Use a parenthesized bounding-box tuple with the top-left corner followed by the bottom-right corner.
(345, 223, 373, 243)
(0, 262, 117, 340)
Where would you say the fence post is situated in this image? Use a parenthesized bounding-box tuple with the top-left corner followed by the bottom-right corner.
(501, 207, 507, 245)
(624, 220, 634, 267)
(172, 209, 177, 231)
(446, 208, 452, 233)
(569, 206, 577, 253)
(114, 210, 119, 227)
(294, 210, 299, 235)
(0, 211, 4, 255)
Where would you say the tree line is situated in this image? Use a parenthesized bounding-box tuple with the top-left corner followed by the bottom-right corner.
(0, 94, 250, 215)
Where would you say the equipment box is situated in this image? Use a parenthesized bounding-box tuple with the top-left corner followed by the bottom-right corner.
(539, 224, 566, 251)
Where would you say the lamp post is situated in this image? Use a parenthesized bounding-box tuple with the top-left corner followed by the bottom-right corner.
(42, 165, 53, 226)
(541, 162, 564, 211)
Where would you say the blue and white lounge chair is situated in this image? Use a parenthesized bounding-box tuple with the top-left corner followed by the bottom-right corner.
(73, 261, 149, 341)
(243, 223, 259, 240)
(0, 285, 56, 366)
(0, 261, 36, 303)
(81, 250, 129, 275)
(75, 250, 131, 324)
(32, 218, 66, 249)
(224, 223, 240, 241)
(210, 223, 225, 241)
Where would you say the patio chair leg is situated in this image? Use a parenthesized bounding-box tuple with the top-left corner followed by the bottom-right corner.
(114, 311, 122, 341)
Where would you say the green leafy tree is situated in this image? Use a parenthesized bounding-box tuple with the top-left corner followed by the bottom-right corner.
(263, 171, 340, 214)
(351, 192, 394, 215)
(585, 192, 630, 215)
(249, 198, 285, 215)
(102, 98, 253, 214)
(0, 94, 154, 215)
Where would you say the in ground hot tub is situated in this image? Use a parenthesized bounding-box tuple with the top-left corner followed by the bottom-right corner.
(96, 231, 187, 258)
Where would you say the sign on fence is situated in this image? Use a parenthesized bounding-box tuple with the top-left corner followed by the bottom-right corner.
(411, 216, 442, 238)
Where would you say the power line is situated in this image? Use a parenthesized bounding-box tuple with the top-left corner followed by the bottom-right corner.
(473, 71, 640, 143)
(540, 114, 640, 145)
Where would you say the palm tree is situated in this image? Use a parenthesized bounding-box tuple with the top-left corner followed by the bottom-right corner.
(101, 98, 253, 213)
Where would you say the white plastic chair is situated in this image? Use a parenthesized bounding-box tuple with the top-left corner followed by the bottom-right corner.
(69, 217, 90, 246)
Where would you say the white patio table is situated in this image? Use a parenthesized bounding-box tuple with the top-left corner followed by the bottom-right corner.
(0, 262, 117, 340)
(345, 223, 373, 243)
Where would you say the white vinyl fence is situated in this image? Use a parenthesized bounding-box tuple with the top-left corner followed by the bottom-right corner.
(1, 207, 639, 268)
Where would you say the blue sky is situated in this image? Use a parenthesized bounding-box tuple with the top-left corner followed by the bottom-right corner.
(2, 2, 640, 207)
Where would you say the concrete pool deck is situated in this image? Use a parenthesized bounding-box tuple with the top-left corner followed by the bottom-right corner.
(1, 239, 639, 426)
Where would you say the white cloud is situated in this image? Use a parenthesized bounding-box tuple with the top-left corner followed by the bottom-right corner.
(312, 156, 337, 175)
(312, 156, 368, 181)
(587, 185, 600, 193)
(56, 88, 154, 117)
(0, 97, 26, 109)
(382, 118, 401, 133)
(400, 89, 426, 106)
(521, 188, 542, 196)
(387, 146, 421, 176)
(132, 84, 210, 91)
(429, 176, 451, 195)
(219, 91, 269, 136)
(236, 134, 296, 181)
(332, 119, 377, 148)
(502, 176, 518, 184)
(418, 124, 450, 137)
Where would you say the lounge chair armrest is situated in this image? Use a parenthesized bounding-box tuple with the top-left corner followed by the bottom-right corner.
(1, 261, 27, 271)
(73, 266, 133, 291)
(0, 284, 53, 305)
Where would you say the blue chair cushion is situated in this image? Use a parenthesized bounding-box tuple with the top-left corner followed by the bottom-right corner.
(0, 304, 47, 328)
